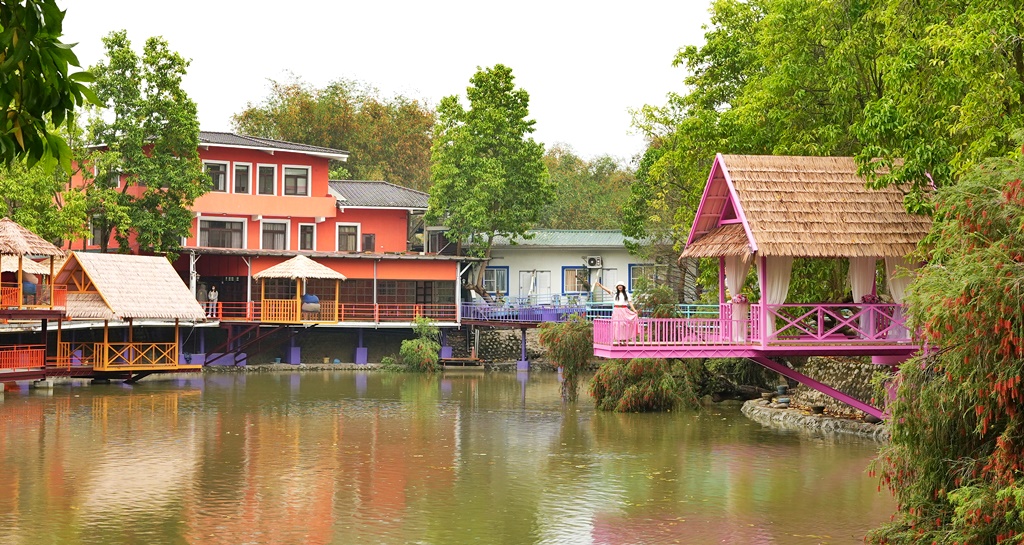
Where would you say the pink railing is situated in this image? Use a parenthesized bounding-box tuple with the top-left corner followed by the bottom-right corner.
(0, 345, 46, 370)
(759, 303, 911, 343)
(593, 303, 912, 347)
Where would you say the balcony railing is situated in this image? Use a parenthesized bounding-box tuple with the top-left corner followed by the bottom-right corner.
(95, 342, 179, 371)
(0, 345, 46, 370)
(1, 283, 66, 310)
(593, 303, 914, 348)
(214, 301, 459, 324)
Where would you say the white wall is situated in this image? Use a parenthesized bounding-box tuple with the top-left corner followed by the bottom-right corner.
(484, 246, 638, 302)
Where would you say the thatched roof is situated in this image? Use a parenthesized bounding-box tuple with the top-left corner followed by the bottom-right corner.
(55, 252, 206, 321)
(253, 255, 347, 281)
(0, 218, 65, 256)
(0, 257, 53, 275)
(682, 155, 931, 258)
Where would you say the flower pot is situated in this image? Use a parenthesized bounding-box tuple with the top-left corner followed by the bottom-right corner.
(776, 385, 788, 396)
(760, 392, 774, 401)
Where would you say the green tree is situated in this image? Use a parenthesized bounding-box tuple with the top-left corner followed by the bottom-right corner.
(0, 158, 86, 243)
(399, 316, 441, 373)
(0, 0, 95, 169)
(856, 2, 1024, 211)
(232, 77, 436, 191)
(85, 30, 206, 257)
(425, 64, 552, 297)
(536, 144, 634, 230)
(538, 315, 593, 402)
(868, 155, 1024, 544)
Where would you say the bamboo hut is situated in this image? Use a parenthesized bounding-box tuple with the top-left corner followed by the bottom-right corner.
(252, 255, 346, 323)
(52, 252, 206, 373)
(0, 218, 66, 310)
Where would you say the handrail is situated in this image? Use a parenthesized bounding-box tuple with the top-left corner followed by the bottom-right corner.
(0, 345, 46, 370)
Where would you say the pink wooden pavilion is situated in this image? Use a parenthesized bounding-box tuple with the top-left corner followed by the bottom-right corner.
(593, 154, 933, 418)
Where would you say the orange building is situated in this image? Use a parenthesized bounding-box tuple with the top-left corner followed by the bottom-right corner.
(64, 133, 471, 362)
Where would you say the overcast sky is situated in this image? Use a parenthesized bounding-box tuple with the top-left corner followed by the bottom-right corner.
(62, 0, 712, 162)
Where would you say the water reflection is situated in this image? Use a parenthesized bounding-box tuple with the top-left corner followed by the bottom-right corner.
(0, 372, 892, 544)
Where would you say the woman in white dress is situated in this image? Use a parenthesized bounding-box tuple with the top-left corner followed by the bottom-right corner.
(595, 281, 638, 343)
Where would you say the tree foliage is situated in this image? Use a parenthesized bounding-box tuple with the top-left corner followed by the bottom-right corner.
(590, 359, 685, 412)
(398, 316, 441, 373)
(0, 0, 95, 169)
(869, 156, 1024, 544)
(232, 77, 436, 192)
(536, 144, 633, 230)
(0, 157, 86, 243)
(85, 31, 206, 258)
(538, 316, 593, 402)
(426, 64, 552, 295)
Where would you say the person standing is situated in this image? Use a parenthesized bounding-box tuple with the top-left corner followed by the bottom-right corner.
(594, 280, 638, 343)
(207, 285, 219, 317)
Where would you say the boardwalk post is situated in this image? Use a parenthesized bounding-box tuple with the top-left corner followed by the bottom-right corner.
(516, 327, 529, 371)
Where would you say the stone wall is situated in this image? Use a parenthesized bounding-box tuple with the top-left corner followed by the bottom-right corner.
(742, 399, 889, 441)
(788, 356, 888, 417)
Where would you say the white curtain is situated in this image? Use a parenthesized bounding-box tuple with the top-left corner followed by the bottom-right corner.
(757, 256, 793, 338)
(724, 254, 752, 300)
(885, 256, 920, 339)
(849, 257, 877, 337)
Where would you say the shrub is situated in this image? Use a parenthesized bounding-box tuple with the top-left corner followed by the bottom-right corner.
(589, 358, 684, 412)
(538, 315, 593, 402)
(398, 316, 441, 373)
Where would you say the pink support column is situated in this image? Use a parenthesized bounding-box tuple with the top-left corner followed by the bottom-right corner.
(750, 356, 885, 420)
(718, 257, 726, 305)
(758, 255, 767, 349)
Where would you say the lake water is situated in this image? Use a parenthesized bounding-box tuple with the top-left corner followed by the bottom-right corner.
(0, 371, 893, 544)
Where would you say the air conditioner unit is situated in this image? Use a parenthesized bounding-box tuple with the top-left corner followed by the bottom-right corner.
(586, 256, 603, 268)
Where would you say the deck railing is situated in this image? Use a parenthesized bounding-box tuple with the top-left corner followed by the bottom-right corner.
(216, 301, 459, 324)
(593, 303, 913, 348)
(96, 342, 178, 371)
(0, 344, 46, 370)
(0, 283, 66, 310)
(55, 342, 97, 367)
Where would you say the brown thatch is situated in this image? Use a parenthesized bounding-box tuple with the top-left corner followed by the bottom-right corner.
(681, 224, 752, 258)
(685, 155, 931, 258)
(65, 292, 116, 321)
(55, 252, 206, 321)
(253, 255, 347, 281)
(0, 218, 65, 256)
(0, 257, 52, 276)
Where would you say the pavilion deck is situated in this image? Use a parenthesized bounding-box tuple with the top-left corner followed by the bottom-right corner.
(213, 301, 459, 325)
(593, 302, 919, 359)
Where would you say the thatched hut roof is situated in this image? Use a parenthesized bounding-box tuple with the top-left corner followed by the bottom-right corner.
(0, 218, 65, 256)
(0, 257, 53, 276)
(55, 252, 206, 321)
(682, 155, 931, 258)
(253, 255, 347, 281)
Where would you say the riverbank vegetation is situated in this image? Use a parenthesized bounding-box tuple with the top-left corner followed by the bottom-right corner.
(869, 156, 1024, 544)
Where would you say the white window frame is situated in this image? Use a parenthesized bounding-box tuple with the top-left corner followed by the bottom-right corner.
(298, 223, 317, 251)
(256, 164, 277, 196)
(629, 263, 668, 291)
(335, 222, 361, 252)
(282, 164, 311, 197)
(203, 160, 230, 193)
(233, 162, 252, 195)
(199, 217, 247, 249)
(260, 219, 290, 251)
(483, 266, 509, 296)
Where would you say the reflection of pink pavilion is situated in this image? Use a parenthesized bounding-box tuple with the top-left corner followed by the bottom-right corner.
(593, 155, 932, 418)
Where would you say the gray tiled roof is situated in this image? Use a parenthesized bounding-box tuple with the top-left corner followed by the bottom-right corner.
(199, 131, 349, 159)
(492, 230, 626, 248)
(329, 180, 429, 209)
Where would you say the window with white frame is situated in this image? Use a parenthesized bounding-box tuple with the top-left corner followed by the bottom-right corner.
(299, 224, 315, 251)
(483, 267, 509, 295)
(337, 225, 358, 251)
(629, 264, 668, 291)
(563, 266, 589, 293)
(88, 215, 105, 246)
(283, 166, 310, 196)
(261, 222, 287, 250)
(234, 163, 251, 194)
(257, 165, 276, 195)
(200, 219, 244, 248)
(205, 162, 228, 192)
